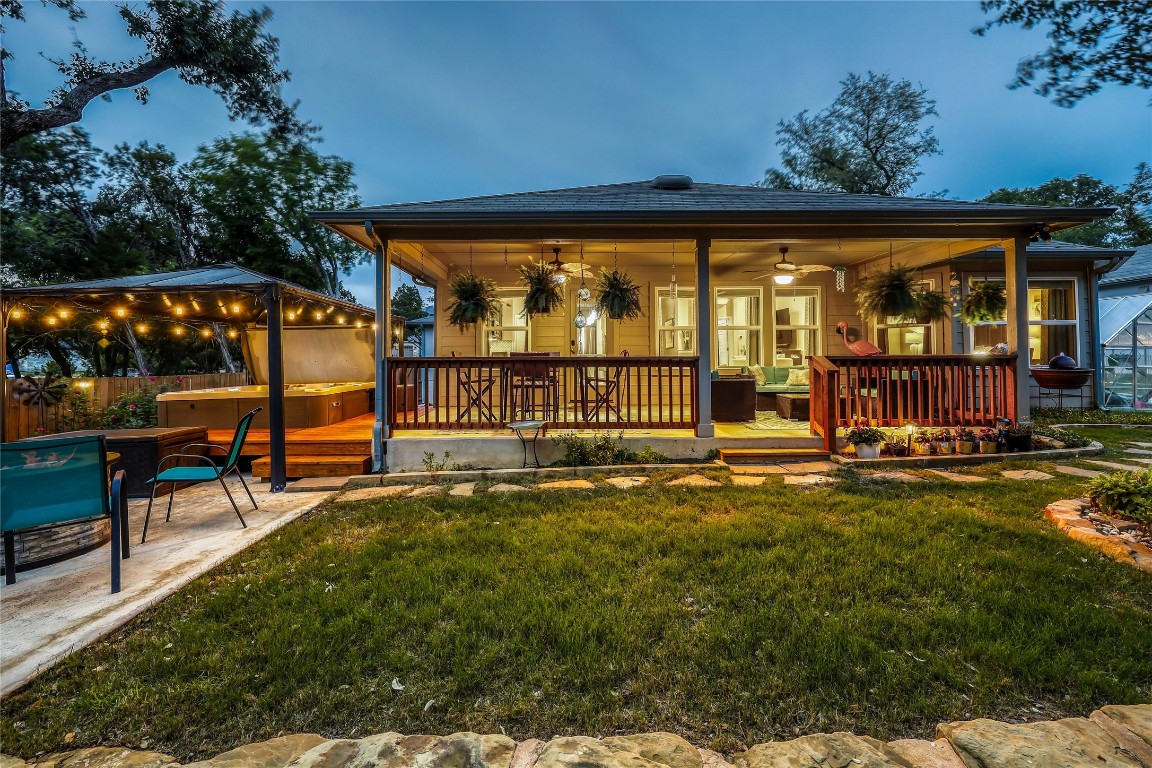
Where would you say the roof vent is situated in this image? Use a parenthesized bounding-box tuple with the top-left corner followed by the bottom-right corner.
(651, 174, 693, 190)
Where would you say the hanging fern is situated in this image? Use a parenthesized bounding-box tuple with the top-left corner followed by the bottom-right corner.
(445, 273, 500, 331)
(912, 289, 950, 324)
(520, 261, 564, 318)
(855, 266, 918, 321)
(594, 268, 643, 321)
(961, 281, 1007, 323)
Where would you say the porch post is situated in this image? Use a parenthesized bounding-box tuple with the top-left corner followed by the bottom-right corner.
(261, 284, 287, 492)
(695, 238, 714, 437)
(371, 228, 391, 471)
(1004, 235, 1031, 420)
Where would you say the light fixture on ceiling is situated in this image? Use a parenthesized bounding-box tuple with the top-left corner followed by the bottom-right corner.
(549, 247, 568, 284)
(772, 273, 795, 285)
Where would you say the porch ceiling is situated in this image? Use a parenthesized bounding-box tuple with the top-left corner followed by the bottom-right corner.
(389, 237, 1003, 279)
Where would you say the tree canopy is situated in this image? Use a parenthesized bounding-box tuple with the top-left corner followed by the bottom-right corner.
(981, 164, 1152, 248)
(759, 72, 941, 197)
(391, 284, 429, 322)
(0, 0, 301, 152)
(975, 0, 1152, 107)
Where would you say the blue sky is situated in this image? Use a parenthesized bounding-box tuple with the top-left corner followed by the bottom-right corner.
(6, 1, 1150, 306)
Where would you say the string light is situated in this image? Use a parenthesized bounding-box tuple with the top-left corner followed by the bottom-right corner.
(97, 319, 110, 333)
(10, 308, 24, 320)
(114, 307, 128, 318)
(136, 323, 149, 335)
(287, 311, 297, 321)
(336, 316, 347, 324)
(199, 327, 212, 338)
(313, 310, 323, 321)
(46, 316, 58, 326)
(231, 303, 241, 314)
(226, 328, 240, 340)
(57, 308, 70, 319)
(173, 326, 186, 337)
(174, 306, 185, 316)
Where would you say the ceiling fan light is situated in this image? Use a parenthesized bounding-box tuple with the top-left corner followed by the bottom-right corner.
(773, 274, 795, 285)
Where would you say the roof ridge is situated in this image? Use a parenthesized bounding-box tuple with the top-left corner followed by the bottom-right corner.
(354, 180, 655, 210)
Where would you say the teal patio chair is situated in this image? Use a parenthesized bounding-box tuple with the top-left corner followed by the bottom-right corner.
(1, 434, 128, 593)
(141, 407, 261, 544)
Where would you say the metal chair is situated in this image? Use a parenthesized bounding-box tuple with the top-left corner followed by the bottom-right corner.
(141, 407, 261, 543)
(1, 434, 128, 592)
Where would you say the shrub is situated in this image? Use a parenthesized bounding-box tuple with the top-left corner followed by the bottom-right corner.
(101, 382, 171, 429)
(634, 445, 669, 464)
(1032, 425, 1092, 448)
(1088, 470, 1152, 523)
(551, 431, 631, 466)
(1032, 408, 1152, 426)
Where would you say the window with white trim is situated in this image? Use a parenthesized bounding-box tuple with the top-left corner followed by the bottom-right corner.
(483, 292, 529, 355)
(772, 286, 820, 366)
(876, 279, 934, 354)
(654, 287, 696, 356)
(715, 287, 762, 368)
(966, 277, 1079, 364)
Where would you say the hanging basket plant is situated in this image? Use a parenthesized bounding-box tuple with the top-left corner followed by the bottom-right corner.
(855, 266, 918, 321)
(520, 261, 564, 318)
(912, 288, 950, 324)
(960, 281, 1007, 324)
(595, 268, 643, 321)
(445, 272, 500, 331)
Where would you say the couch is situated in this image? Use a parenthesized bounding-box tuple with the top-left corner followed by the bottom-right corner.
(740, 365, 810, 411)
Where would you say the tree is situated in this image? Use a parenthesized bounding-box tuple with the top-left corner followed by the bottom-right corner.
(974, 1, 1152, 107)
(0, 0, 300, 152)
(759, 72, 941, 196)
(981, 164, 1152, 248)
(187, 132, 366, 297)
(391, 284, 428, 321)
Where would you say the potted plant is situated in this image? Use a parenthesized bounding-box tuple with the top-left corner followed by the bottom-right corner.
(520, 261, 564, 318)
(856, 266, 918, 321)
(845, 420, 886, 459)
(594, 268, 643, 321)
(1001, 422, 1033, 453)
(976, 427, 1000, 454)
(911, 431, 933, 456)
(954, 426, 977, 454)
(933, 428, 955, 455)
(446, 273, 501, 330)
(912, 288, 950, 324)
(961, 281, 1007, 324)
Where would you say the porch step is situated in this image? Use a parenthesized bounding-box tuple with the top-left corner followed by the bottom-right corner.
(252, 454, 372, 479)
(718, 447, 831, 465)
(208, 431, 371, 456)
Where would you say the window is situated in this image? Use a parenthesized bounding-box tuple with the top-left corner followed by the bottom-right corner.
(715, 287, 762, 368)
(483, 292, 529, 355)
(876, 280, 933, 355)
(772, 286, 820, 365)
(966, 277, 1079, 363)
(655, 287, 696, 356)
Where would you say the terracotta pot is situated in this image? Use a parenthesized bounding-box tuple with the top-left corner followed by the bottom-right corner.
(978, 441, 998, 454)
(956, 440, 976, 454)
(855, 443, 882, 459)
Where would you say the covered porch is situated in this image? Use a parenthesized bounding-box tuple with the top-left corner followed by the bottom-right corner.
(311, 177, 1111, 469)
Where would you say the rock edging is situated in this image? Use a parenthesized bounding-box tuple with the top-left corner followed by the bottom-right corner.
(1044, 497, 1152, 573)
(6, 705, 1151, 768)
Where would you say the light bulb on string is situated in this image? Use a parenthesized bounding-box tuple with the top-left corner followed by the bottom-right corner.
(173, 326, 186, 337)
(199, 327, 213, 339)
(226, 328, 240, 340)
(46, 316, 58, 326)
(57, 308, 70, 319)
(136, 323, 149, 335)
(286, 311, 297, 321)
(10, 308, 24, 320)
(114, 307, 128, 318)
(174, 306, 185, 316)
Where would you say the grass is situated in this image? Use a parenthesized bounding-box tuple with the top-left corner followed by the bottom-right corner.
(2, 431, 1151, 761)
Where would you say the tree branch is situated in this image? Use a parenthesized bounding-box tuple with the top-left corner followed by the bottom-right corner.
(0, 55, 172, 151)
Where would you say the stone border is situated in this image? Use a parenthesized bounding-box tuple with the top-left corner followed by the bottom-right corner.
(1044, 497, 1152, 573)
(833, 441, 1103, 469)
(344, 463, 723, 489)
(8, 705, 1150, 768)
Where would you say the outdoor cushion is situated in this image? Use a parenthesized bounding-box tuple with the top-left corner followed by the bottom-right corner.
(751, 366, 767, 386)
(150, 466, 221, 483)
(786, 367, 810, 387)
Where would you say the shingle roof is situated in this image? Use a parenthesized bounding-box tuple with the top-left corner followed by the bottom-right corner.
(9, 263, 301, 293)
(324, 179, 1106, 217)
(1102, 244, 1152, 285)
(965, 240, 1135, 258)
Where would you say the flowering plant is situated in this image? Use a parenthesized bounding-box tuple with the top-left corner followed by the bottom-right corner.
(931, 428, 953, 442)
(976, 427, 1002, 443)
(954, 426, 977, 442)
(910, 431, 933, 444)
(845, 419, 886, 446)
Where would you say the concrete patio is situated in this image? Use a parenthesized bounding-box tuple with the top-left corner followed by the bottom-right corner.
(0, 476, 332, 696)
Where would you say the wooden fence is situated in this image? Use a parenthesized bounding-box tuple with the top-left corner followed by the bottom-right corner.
(389, 356, 698, 430)
(809, 354, 1018, 452)
(3, 373, 248, 442)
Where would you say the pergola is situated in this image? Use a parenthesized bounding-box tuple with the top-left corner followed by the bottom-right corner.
(1, 264, 376, 491)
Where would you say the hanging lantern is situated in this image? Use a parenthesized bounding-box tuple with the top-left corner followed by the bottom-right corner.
(574, 310, 588, 328)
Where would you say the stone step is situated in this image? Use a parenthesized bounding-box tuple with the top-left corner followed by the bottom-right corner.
(253, 454, 372, 479)
(718, 447, 830, 465)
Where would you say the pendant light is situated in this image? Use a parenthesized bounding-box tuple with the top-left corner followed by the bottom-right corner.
(669, 242, 679, 300)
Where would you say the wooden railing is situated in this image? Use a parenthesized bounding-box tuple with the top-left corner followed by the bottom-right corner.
(388, 356, 698, 430)
(809, 354, 1018, 452)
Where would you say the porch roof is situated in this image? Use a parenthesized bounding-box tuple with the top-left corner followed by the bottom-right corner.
(311, 178, 1114, 250)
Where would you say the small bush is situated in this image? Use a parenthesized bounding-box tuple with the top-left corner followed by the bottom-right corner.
(101, 382, 172, 429)
(1032, 425, 1092, 448)
(1088, 469, 1152, 523)
(634, 445, 669, 464)
(552, 431, 631, 466)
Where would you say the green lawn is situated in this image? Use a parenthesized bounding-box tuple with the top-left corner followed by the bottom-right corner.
(3, 430, 1151, 761)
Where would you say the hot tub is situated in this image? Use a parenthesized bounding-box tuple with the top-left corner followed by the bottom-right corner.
(157, 382, 373, 429)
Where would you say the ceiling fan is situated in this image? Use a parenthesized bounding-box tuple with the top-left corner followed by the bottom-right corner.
(547, 246, 590, 281)
(744, 246, 833, 284)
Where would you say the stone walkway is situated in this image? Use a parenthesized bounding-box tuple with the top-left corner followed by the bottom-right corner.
(0, 477, 332, 697)
(9, 704, 1150, 768)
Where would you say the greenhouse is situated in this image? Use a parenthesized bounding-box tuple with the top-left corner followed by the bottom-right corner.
(1100, 294, 1152, 409)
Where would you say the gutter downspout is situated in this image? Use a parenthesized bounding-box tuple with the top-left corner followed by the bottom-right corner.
(1090, 256, 1125, 408)
(365, 221, 389, 472)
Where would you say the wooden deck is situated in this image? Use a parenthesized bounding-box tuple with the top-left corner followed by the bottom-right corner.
(209, 413, 374, 479)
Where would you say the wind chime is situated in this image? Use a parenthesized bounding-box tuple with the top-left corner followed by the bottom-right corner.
(669, 241, 679, 300)
(574, 242, 592, 328)
(833, 239, 846, 292)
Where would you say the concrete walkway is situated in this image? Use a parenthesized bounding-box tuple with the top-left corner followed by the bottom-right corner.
(0, 477, 331, 696)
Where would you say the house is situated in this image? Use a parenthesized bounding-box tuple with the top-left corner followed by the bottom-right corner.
(311, 176, 1117, 469)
